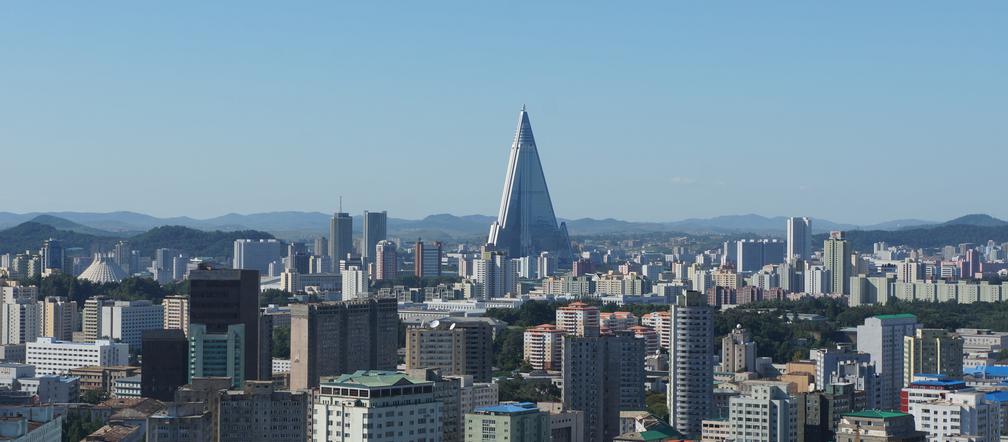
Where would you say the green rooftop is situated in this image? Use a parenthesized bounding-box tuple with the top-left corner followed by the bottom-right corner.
(844, 409, 909, 419)
(874, 313, 917, 320)
(321, 370, 423, 388)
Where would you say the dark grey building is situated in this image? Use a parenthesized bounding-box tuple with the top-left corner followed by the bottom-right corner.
(142, 329, 190, 401)
(188, 265, 268, 381)
(361, 210, 387, 262)
(562, 331, 645, 442)
(288, 297, 398, 390)
(328, 212, 353, 262)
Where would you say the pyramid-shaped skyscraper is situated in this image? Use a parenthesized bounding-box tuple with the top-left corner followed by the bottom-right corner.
(488, 107, 571, 262)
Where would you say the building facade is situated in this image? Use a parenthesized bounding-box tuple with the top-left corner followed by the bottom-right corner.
(289, 298, 398, 390)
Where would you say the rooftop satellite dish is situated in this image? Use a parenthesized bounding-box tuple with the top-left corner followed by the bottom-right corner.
(449, 322, 457, 330)
(429, 320, 440, 329)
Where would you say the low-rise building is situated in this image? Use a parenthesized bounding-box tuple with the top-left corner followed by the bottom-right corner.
(26, 338, 129, 375)
(68, 366, 141, 397)
(835, 410, 925, 442)
(464, 402, 550, 442)
(312, 370, 441, 442)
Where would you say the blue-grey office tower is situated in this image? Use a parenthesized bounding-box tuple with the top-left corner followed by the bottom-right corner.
(487, 107, 571, 263)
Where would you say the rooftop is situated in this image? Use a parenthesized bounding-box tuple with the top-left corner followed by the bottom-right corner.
(844, 409, 909, 419)
(474, 402, 540, 415)
(985, 391, 1008, 403)
(874, 313, 917, 320)
(321, 370, 425, 389)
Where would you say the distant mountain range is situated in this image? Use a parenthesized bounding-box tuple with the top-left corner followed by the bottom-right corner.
(0, 220, 274, 257)
(0, 211, 1003, 242)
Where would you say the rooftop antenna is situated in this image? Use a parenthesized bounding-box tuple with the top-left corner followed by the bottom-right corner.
(339, 196, 343, 213)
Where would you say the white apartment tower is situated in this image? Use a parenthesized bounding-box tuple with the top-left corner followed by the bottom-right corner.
(668, 291, 714, 437)
(856, 314, 920, 410)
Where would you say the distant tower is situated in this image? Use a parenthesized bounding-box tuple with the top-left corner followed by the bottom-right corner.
(487, 107, 571, 262)
(824, 231, 852, 295)
(414, 239, 443, 278)
(374, 240, 398, 281)
(361, 210, 387, 262)
(328, 212, 353, 261)
(786, 217, 812, 263)
(40, 238, 64, 272)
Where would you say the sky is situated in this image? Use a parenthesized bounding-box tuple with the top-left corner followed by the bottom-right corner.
(1, 2, 1005, 224)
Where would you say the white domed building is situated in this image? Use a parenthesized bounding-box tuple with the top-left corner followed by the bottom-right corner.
(78, 254, 128, 284)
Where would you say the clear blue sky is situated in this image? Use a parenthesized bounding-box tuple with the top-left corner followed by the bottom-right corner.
(2, 2, 1005, 224)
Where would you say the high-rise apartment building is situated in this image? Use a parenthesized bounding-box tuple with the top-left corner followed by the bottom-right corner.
(288, 298, 398, 390)
(728, 382, 797, 442)
(562, 332, 645, 442)
(232, 239, 284, 275)
(903, 328, 964, 386)
(487, 107, 571, 262)
(81, 296, 113, 342)
(328, 212, 353, 261)
(312, 371, 442, 442)
(786, 217, 812, 263)
(188, 266, 267, 381)
(405, 368, 463, 442)
(440, 317, 494, 383)
(472, 250, 517, 299)
(824, 231, 853, 295)
(721, 325, 756, 373)
(100, 300, 164, 351)
(218, 381, 309, 442)
(668, 291, 714, 437)
(361, 210, 387, 262)
(162, 295, 190, 336)
(405, 324, 465, 377)
(340, 266, 369, 300)
(40, 296, 77, 341)
(523, 324, 565, 371)
(857, 314, 921, 410)
(555, 301, 600, 337)
(641, 311, 671, 351)
(374, 240, 398, 281)
(415, 240, 443, 278)
(2, 287, 41, 345)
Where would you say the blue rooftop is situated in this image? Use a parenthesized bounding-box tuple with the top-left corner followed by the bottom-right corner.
(985, 391, 1008, 403)
(475, 402, 540, 414)
(911, 379, 966, 388)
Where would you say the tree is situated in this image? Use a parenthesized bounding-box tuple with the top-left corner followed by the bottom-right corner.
(645, 392, 669, 420)
(79, 389, 107, 404)
(497, 377, 561, 403)
(493, 327, 525, 372)
(62, 414, 104, 441)
(272, 326, 290, 359)
(261, 289, 293, 307)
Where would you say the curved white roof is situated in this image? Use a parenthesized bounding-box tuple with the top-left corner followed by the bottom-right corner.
(78, 255, 128, 284)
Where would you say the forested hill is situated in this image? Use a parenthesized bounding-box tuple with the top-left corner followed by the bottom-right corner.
(814, 223, 1008, 252)
(0, 221, 275, 258)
